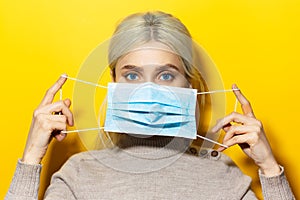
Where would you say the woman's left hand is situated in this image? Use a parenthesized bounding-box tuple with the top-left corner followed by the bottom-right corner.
(212, 84, 281, 177)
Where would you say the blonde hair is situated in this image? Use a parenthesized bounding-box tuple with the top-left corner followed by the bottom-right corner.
(109, 12, 194, 78)
(107, 11, 211, 149)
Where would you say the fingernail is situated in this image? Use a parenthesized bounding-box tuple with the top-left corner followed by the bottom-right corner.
(232, 84, 239, 89)
(61, 74, 68, 78)
(217, 147, 225, 152)
(211, 127, 217, 133)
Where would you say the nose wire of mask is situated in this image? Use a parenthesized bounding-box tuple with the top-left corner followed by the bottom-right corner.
(60, 75, 239, 148)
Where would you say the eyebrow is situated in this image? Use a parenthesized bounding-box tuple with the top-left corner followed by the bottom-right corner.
(120, 64, 180, 72)
(155, 64, 180, 72)
(120, 65, 144, 72)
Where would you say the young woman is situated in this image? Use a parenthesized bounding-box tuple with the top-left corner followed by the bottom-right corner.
(6, 11, 294, 199)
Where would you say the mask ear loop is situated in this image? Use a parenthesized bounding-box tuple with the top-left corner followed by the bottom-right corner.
(60, 75, 108, 135)
(196, 88, 239, 95)
(234, 97, 238, 112)
(61, 75, 239, 149)
(61, 74, 108, 89)
(60, 75, 114, 148)
(196, 88, 240, 149)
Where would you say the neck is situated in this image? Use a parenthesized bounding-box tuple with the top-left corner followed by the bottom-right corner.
(111, 133, 192, 159)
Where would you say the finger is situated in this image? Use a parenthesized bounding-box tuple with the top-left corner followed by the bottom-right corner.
(222, 125, 260, 144)
(211, 112, 257, 133)
(232, 84, 255, 118)
(222, 134, 249, 149)
(64, 98, 71, 107)
(217, 134, 248, 151)
(47, 114, 68, 123)
(37, 100, 73, 126)
(39, 74, 68, 107)
(36, 114, 68, 132)
(223, 123, 232, 132)
(60, 99, 73, 126)
(49, 121, 67, 133)
(217, 125, 256, 152)
(217, 146, 227, 152)
(54, 133, 67, 142)
(223, 131, 260, 149)
(50, 115, 68, 139)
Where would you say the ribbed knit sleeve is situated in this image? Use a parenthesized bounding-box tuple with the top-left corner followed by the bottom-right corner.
(259, 166, 295, 200)
(5, 160, 41, 200)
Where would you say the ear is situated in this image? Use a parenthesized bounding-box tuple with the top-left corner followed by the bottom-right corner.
(187, 81, 192, 88)
(110, 69, 116, 82)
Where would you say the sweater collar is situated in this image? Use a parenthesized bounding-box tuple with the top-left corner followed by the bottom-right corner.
(113, 134, 192, 160)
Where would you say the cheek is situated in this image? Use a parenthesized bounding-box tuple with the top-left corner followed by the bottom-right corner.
(173, 74, 191, 88)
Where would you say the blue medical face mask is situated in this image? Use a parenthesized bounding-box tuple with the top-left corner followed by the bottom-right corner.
(61, 75, 237, 148)
(104, 82, 198, 139)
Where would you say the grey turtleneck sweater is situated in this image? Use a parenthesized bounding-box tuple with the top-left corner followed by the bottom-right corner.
(5, 136, 295, 199)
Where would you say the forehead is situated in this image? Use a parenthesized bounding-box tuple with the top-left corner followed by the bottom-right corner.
(115, 42, 183, 68)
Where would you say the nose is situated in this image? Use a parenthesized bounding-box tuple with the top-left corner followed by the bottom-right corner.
(143, 76, 155, 83)
(142, 67, 156, 83)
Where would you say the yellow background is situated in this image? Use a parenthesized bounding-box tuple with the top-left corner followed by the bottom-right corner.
(1, 0, 299, 199)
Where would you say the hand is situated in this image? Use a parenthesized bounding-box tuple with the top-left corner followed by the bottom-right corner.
(212, 84, 281, 176)
(21, 75, 74, 165)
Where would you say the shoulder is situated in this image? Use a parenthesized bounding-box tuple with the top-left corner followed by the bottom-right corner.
(59, 148, 122, 172)
(51, 150, 112, 180)
(185, 148, 251, 180)
(61, 149, 111, 167)
(182, 148, 254, 197)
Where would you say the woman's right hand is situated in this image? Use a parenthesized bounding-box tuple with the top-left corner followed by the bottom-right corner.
(21, 75, 74, 165)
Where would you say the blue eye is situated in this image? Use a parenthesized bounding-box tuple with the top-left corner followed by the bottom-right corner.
(125, 73, 139, 80)
(159, 73, 174, 81)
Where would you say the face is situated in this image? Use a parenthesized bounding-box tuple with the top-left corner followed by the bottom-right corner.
(113, 42, 189, 88)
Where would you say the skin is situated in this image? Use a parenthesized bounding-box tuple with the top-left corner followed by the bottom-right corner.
(22, 42, 280, 177)
(22, 76, 73, 164)
(113, 42, 189, 87)
(215, 84, 280, 176)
